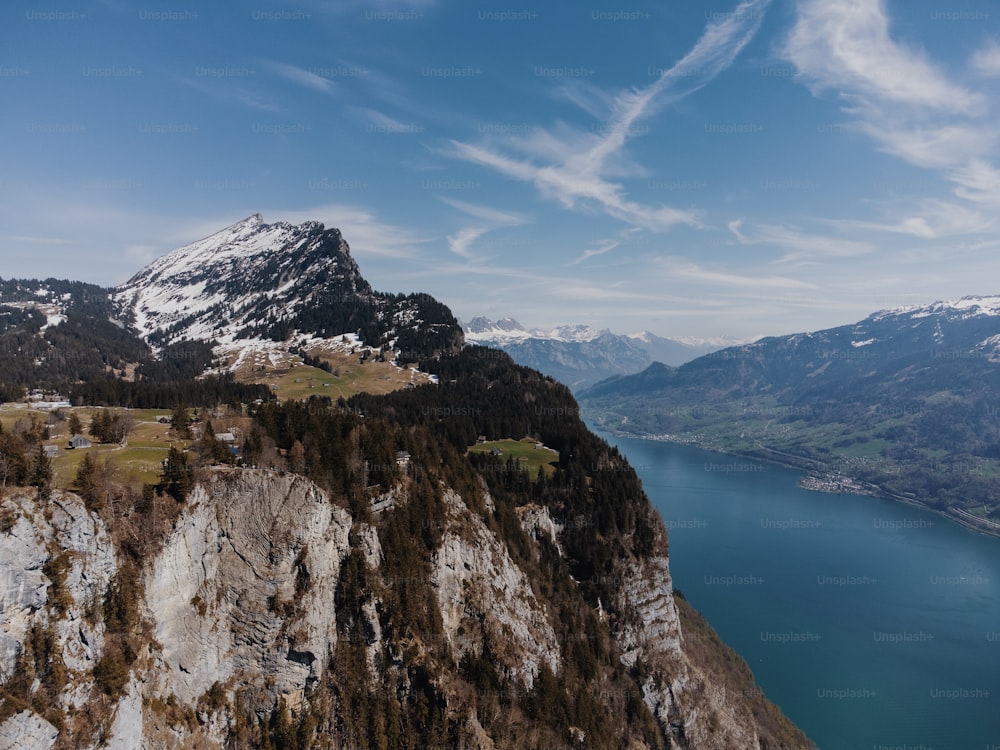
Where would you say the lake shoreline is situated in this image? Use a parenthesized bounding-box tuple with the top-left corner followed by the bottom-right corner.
(597, 428, 1000, 541)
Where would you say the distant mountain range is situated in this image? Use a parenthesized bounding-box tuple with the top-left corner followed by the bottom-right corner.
(579, 296, 1000, 535)
(461, 315, 732, 390)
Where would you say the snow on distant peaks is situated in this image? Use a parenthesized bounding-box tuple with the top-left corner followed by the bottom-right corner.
(627, 331, 656, 344)
(544, 324, 609, 342)
(876, 294, 1000, 321)
(465, 316, 526, 334)
(462, 316, 607, 343)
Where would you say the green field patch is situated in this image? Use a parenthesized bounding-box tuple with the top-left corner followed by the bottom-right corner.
(244, 356, 428, 402)
(467, 438, 559, 477)
(48, 442, 182, 488)
(836, 438, 889, 458)
(43, 409, 182, 488)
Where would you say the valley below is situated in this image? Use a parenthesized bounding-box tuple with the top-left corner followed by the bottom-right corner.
(579, 298, 1000, 541)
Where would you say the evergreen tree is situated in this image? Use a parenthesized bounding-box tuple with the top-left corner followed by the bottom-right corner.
(74, 453, 104, 509)
(89, 410, 112, 443)
(30, 446, 52, 499)
(197, 420, 232, 465)
(170, 403, 192, 439)
(0, 432, 27, 490)
(242, 424, 264, 467)
(159, 447, 193, 502)
(67, 413, 83, 437)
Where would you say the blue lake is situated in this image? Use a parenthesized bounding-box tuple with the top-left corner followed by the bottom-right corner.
(602, 434, 1000, 750)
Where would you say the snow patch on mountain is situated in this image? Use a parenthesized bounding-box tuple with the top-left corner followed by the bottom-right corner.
(466, 317, 753, 351)
(3, 301, 67, 333)
(976, 333, 1000, 362)
(629, 331, 753, 348)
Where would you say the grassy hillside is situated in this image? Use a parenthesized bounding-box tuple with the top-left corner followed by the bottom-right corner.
(467, 437, 559, 477)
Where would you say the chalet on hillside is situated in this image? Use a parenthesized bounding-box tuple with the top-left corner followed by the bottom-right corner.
(396, 451, 411, 466)
(67, 435, 92, 449)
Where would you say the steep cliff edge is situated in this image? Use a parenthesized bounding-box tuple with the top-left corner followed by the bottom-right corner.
(0, 458, 810, 749)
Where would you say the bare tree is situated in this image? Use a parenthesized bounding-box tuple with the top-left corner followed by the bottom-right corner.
(111, 411, 137, 446)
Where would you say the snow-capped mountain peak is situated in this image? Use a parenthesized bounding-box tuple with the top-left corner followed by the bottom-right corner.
(135, 214, 279, 284)
(543, 324, 610, 342)
(114, 214, 361, 346)
(113, 214, 463, 366)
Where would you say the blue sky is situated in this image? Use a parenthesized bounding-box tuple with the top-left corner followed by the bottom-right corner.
(2, 0, 999, 341)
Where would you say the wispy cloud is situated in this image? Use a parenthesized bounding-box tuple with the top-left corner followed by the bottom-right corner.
(663, 258, 818, 290)
(783, 0, 1000, 236)
(439, 198, 529, 260)
(832, 200, 997, 239)
(447, 0, 772, 233)
(971, 39, 1000, 77)
(951, 160, 1000, 205)
(570, 227, 644, 265)
(439, 198, 527, 226)
(262, 61, 338, 95)
(446, 227, 489, 260)
(785, 0, 981, 113)
(728, 220, 873, 263)
(572, 239, 620, 266)
(180, 76, 282, 113)
(0, 235, 78, 245)
(864, 123, 997, 170)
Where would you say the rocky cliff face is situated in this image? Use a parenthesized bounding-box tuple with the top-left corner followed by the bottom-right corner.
(0, 467, 810, 749)
(143, 471, 351, 708)
(433, 490, 560, 689)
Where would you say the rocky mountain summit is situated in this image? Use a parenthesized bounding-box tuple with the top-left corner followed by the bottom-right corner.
(113, 213, 462, 365)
